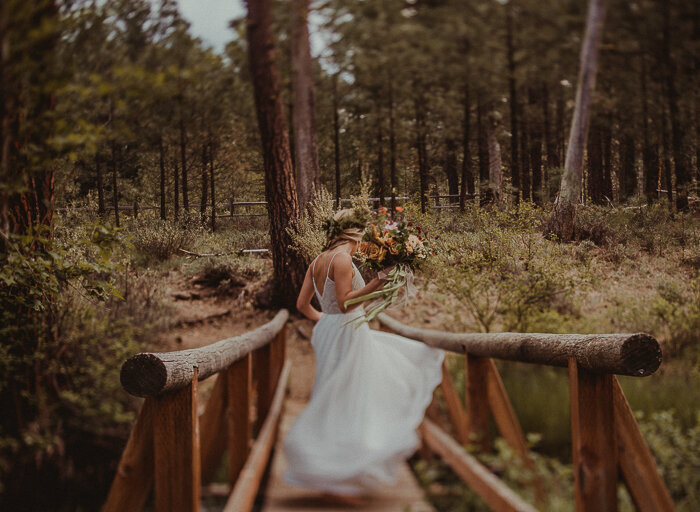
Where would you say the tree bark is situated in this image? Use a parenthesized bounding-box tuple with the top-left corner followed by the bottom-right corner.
(460, 82, 474, 211)
(602, 118, 613, 201)
(173, 156, 180, 221)
(487, 114, 503, 203)
(389, 78, 397, 211)
(588, 121, 604, 204)
(549, 0, 608, 241)
(245, 0, 306, 308)
(200, 144, 208, 224)
(179, 105, 189, 212)
(661, 106, 674, 205)
(477, 99, 491, 205)
(111, 141, 120, 227)
(520, 105, 532, 202)
(506, 5, 520, 204)
(618, 133, 636, 202)
(209, 139, 216, 232)
(415, 98, 429, 213)
(159, 135, 166, 220)
(443, 138, 459, 199)
(96, 154, 106, 215)
(376, 117, 385, 206)
(662, 2, 689, 211)
(542, 82, 558, 191)
(639, 44, 658, 204)
(332, 74, 341, 208)
(290, 0, 320, 210)
(529, 86, 543, 205)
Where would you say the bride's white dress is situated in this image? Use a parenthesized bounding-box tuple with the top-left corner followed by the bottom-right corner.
(283, 254, 444, 495)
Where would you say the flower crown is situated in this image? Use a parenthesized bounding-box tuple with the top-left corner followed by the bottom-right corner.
(322, 208, 370, 240)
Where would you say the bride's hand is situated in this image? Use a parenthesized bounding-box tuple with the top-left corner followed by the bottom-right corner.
(377, 265, 396, 281)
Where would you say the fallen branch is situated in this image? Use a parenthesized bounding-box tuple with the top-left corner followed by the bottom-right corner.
(178, 248, 269, 258)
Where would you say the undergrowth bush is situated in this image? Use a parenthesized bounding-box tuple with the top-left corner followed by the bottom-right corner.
(128, 215, 203, 263)
(0, 220, 171, 510)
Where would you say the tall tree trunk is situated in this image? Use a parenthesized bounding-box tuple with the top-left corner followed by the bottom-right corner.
(506, 4, 520, 204)
(487, 114, 503, 202)
(111, 141, 119, 227)
(415, 98, 429, 213)
(443, 138, 459, 199)
(290, 0, 320, 210)
(477, 99, 491, 205)
(245, 0, 306, 307)
(618, 133, 636, 202)
(520, 104, 532, 202)
(377, 117, 385, 206)
(179, 106, 189, 212)
(542, 82, 559, 193)
(662, 2, 689, 211)
(200, 144, 208, 224)
(529, 86, 543, 205)
(554, 85, 566, 192)
(640, 43, 658, 204)
(96, 154, 105, 215)
(588, 121, 604, 204)
(159, 135, 166, 220)
(460, 82, 474, 211)
(661, 105, 675, 205)
(209, 139, 216, 232)
(332, 74, 341, 208)
(549, 0, 608, 241)
(173, 157, 180, 221)
(389, 78, 397, 210)
(602, 118, 614, 201)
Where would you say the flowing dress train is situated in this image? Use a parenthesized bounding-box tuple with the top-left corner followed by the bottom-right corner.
(283, 254, 445, 495)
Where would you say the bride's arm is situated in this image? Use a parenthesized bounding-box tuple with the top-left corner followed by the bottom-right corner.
(333, 253, 384, 313)
(296, 265, 322, 322)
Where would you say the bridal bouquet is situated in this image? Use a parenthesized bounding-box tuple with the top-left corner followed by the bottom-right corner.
(345, 206, 435, 324)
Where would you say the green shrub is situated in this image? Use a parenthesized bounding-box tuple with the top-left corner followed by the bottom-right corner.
(0, 223, 171, 509)
(128, 215, 203, 263)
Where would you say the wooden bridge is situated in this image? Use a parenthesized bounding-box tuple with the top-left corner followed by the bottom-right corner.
(103, 309, 674, 512)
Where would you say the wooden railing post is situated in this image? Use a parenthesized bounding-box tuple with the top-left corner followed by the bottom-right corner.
(153, 368, 201, 512)
(199, 373, 228, 485)
(253, 344, 272, 436)
(465, 353, 491, 451)
(103, 400, 156, 512)
(568, 358, 618, 512)
(228, 353, 252, 486)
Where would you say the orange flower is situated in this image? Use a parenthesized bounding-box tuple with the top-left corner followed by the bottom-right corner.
(378, 206, 388, 214)
(395, 206, 404, 212)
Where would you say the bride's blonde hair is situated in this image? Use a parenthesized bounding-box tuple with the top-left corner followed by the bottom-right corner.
(325, 209, 366, 250)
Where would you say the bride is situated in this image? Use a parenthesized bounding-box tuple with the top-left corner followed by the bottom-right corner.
(283, 209, 444, 502)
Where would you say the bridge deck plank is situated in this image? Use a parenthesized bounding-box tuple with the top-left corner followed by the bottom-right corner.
(261, 399, 434, 512)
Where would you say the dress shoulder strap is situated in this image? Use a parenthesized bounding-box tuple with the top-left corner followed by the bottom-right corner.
(311, 256, 321, 296)
(326, 252, 340, 280)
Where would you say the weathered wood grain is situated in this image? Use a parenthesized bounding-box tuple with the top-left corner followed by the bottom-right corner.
(421, 419, 538, 512)
(228, 353, 252, 486)
(199, 372, 228, 485)
(153, 370, 201, 512)
(378, 313, 661, 376)
(465, 354, 491, 451)
(102, 399, 155, 512)
(440, 360, 469, 445)
(253, 343, 272, 436)
(569, 358, 617, 512)
(613, 377, 675, 512)
(224, 361, 291, 512)
(121, 310, 288, 397)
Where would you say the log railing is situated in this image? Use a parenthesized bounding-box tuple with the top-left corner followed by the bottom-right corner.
(378, 313, 674, 512)
(103, 310, 290, 512)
